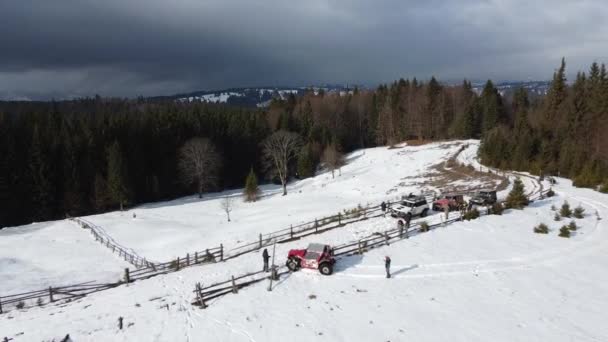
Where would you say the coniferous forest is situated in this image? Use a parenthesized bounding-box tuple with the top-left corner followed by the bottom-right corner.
(0, 59, 607, 228)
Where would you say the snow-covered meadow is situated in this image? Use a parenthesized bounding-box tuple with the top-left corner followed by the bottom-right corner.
(2, 140, 608, 342)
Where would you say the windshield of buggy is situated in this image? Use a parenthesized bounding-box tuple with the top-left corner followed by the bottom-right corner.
(305, 243, 325, 259)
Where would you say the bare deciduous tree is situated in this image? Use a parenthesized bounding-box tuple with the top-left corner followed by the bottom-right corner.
(220, 196, 234, 222)
(178, 138, 221, 198)
(321, 143, 345, 178)
(262, 130, 302, 196)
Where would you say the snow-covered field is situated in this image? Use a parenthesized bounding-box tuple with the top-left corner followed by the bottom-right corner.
(2, 140, 608, 342)
(84, 141, 471, 261)
(0, 221, 130, 294)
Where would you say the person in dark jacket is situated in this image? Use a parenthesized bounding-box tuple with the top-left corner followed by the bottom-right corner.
(385, 256, 391, 278)
(262, 248, 270, 272)
(405, 212, 412, 229)
(381, 201, 387, 217)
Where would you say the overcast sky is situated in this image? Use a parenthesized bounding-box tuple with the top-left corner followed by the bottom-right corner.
(1, 0, 607, 99)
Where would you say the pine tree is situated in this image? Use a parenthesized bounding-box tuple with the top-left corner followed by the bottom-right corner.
(505, 177, 528, 209)
(297, 144, 315, 179)
(480, 80, 505, 133)
(29, 125, 54, 220)
(244, 168, 260, 202)
(106, 141, 130, 211)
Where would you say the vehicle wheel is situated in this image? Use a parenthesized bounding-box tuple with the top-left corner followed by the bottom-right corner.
(421, 209, 428, 217)
(319, 262, 333, 275)
(286, 258, 299, 272)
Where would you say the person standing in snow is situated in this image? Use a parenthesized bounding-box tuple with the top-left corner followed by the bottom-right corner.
(398, 219, 404, 238)
(405, 212, 412, 230)
(262, 248, 270, 272)
(385, 256, 391, 278)
(381, 201, 387, 217)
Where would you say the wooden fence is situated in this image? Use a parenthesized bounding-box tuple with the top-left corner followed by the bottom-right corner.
(71, 217, 155, 268)
(190, 189, 551, 308)
(0, 200, 399, 314)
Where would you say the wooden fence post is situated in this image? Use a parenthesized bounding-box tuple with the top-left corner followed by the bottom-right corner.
(231, 276, 238, 294)
(195, 252, 199, 264)
(220, 244, 224, 261)
(176, 257, 180, 271)
(358, 240, 363, 254)
(187, 253, 190, 266)
(49, 286, 54, 303)
(124, 268, 131, 283)
(338, 213, 342, 225)
(259, 233, 262, 249)
(196, 282, 207, 309)
(0, 296, 3, 314)
(315, 219, 318, 233)
(290, 225, 293, 239)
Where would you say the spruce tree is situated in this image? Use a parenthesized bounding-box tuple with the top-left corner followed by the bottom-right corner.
(29, 125, 54, 220)
(505, 177, 528, 209)
(106, 141, 130, 211)
(244, 168, 260, 202)
(297, 144, 315, 179)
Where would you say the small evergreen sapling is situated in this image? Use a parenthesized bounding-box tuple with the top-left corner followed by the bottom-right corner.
(554, 213, 561, 221)
(244, 168, 260, 202)
(419, 221, 430, 232)
(560, 201, 572, 218)
(534, 223, 549, 234)
(546, 188, 555, 197)
(505, 178, 528, 209)
(559, 226, 571, 238)
(573, 205, 585, 219)
(568, 220, 578, 231)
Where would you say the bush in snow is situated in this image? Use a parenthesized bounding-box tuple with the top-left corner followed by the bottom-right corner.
(16, 300, 25, 309)
(491, 202, 504, 215)
(463, 208, 480, 221)
(534, 223, 549, 234)
(554, 213, 561, 221)
(550, 204, 557, 211)
(560, 201, 572, 218)
(573, 205, 585, 219)
(559, 226, 571, 238)
(546, 188, 555, 197)
(419, 221, 430, 232)
(505, 178, 529, 209)
(568, 220, 578, 231)
(37, 297, 44, 307)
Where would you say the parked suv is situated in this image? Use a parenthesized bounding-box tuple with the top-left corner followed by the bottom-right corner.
(469, 190, 497, 206)
(286, 243, 336, 275)
(390, 194, 430, 218)
(432, 194, 465, 211)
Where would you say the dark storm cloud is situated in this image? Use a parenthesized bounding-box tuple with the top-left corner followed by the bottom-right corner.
(1, 0, 607, 99)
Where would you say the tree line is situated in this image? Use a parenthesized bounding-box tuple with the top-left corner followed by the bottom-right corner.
(1, 58, 606, 228)
(479, 59, 608, 191)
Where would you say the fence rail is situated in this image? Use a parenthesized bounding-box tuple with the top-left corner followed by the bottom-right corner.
(190, 188, 551, 308)
(1, 180, 548, 315)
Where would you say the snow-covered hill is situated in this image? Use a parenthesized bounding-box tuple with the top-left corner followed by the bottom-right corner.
(2, 141, 608, 342)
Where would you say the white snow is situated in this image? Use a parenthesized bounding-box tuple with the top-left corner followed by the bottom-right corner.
(0, 221, 130, 294)
(2, 141, 608, 342)
(83, 142, 472, 261)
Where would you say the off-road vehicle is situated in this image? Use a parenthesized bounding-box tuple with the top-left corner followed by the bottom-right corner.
(432, 194, 465, 211)
(286, 243, 336, 275)
(469, 190, 497, 206)
(390, 194, 430, 218)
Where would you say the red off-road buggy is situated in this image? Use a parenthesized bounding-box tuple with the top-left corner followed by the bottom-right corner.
(286, 243, 336, 275)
